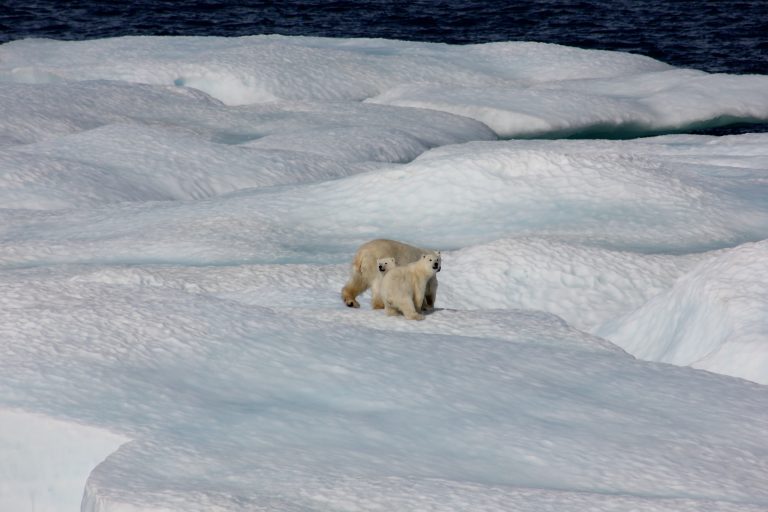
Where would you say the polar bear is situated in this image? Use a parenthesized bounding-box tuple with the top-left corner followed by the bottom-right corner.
(370, 257, 396, 307)
(379, 252, 441, 321)
(341, 239, 440, 310)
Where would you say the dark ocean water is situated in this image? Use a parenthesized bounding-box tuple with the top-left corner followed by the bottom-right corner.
(2, 1, 767, 135)
(3, 0, 767, 75)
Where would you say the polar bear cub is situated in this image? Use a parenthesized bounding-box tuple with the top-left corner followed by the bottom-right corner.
(341, 239, 440, 310)
(371, 257, 396, 306)
(379, 252, 441, 321)
(376, 257, 396, 275)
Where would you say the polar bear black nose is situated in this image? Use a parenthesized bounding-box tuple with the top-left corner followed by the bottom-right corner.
(433, 263, 439, 270)
(379, 265, 385, 271)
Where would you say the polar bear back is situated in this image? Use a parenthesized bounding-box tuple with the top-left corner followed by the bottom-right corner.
(355, 239, 432, 272)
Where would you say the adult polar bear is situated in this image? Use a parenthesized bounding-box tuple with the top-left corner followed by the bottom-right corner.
(341, 239, 440, 310)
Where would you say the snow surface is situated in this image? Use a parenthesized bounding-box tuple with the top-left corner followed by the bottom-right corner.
(0, 410, 127, 512)
(1, 35, 767, 511)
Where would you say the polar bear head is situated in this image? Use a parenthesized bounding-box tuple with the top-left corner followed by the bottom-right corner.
(420, 251, 441, 273)
(377, 257, 396, 274)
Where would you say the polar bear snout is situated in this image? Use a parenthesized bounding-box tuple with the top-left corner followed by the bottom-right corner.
(433, 262, 440, 271)
(378, 264, 386, 271)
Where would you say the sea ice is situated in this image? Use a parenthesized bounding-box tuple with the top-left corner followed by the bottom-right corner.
(598, 240, 768, 384)
(1, 35, 767, 512)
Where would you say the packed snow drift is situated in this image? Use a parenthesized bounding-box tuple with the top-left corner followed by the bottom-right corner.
(1, 35, 767, 512)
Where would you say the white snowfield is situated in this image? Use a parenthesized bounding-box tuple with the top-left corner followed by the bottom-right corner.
(1, 35, 767, 512)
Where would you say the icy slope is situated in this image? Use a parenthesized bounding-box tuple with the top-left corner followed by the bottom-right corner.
(0, 410, 126, 512)
(597, 240, 768, 384)
(367, 69, 768, 138)
(438, 238, 706, 331)
(2, 135, 767, 269)
(0, 81, 494, 208)
(1, 265, 767, 512)
(2, 36, 768, 137)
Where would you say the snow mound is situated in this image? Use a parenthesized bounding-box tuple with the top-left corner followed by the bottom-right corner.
(0, 80, 493, 151)
(597, 240, 768, 384)
(2, 36, 766, 138)
(438, 238, 706, 331)
(367, 70, 768, 138)
(0, 124, 372, 208)
(0, 37, 672, 104)
(269, 138, 768, 252)
(2, 136, 767, 269)
(0, 409, 126, 512)
(2, 264, 767, 511)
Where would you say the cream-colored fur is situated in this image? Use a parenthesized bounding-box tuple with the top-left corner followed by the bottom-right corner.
(371, 257, 396, 306)
(379, 252, 441, 321)
(341, 239, 440, 309)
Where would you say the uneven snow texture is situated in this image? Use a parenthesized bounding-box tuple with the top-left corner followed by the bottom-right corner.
(2, 35, 768, 138)
(0, 410, 126, 512)
(3, 266, 768, 512)
(598, 240, 768, 383)
(1, 35, 768, 512)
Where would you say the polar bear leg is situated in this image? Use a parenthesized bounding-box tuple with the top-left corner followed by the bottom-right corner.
(370, 279, 385, 309)
(422, 276, 438, 311)
(400, 300, 424, 321)
(412, 287, 426, 315)
(341, 270, 366, 308)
